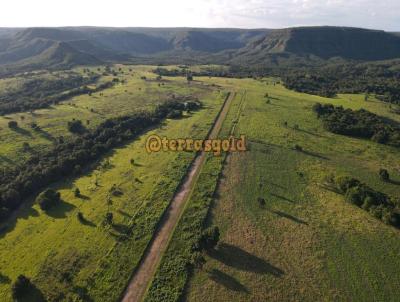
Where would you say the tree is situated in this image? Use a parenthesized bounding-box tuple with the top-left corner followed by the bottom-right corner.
(22, 142, 30, 152)
(67, 120, 85, 134)
(257, 197, 266, 208)
(189, 251, 206, 270)
(199, 226, 220, 251)
(294, 144, 303, 151)
(36, 189, 61, 211)
(74, 188, 81, 197)
(379, 169, 390, 182)
(186, 73, 193, 82)
(105, 212, 113, 225)
(8, 121, 18, 128)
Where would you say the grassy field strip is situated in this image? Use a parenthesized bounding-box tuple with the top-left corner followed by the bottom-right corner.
(143, 89, 246, 301)
(121, 91, 236, 302)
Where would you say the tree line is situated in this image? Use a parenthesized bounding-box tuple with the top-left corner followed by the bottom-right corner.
(0, 75, 117, 115)
(0, 100, 196, 223)
(333, 175, 399, 228)
(313, 103, 400, 147)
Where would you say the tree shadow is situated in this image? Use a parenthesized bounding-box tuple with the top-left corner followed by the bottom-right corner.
(0, 273, 11, 284)
(117, 209, 132, 218)
(112, 223, 132, 235)
(45, 200, 76, 219)
(300, 149, 330, 160)
(35, 128, 56, 142)
(0, 155, 14, 165)
(318, 183, 341, 194)
(295, 128, 328, 138)
(271, 210, 308, 225)
(270, 193, 295, 203)
(208, 269, 249, 293)
(72, 286, 94, 302)
(79, 217, 96, 227)
(77, 194, 90, 201)
(388, 179, 400, 186)
(12, 127, 32, 137)
(0, 206, 39, 239)
(18, 283, 46, 302)
(208, 243, 284, 277)
(267, 182, 286, 190)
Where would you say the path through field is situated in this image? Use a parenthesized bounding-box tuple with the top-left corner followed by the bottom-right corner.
(121, 91, 236, 302)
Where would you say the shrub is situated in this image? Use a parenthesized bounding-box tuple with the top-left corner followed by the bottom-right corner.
(105, 212, 113, 226)
(335, 176, 360, 193)
(8, 121, 18, 128)
(345, 186, 364, 207)
(167, 110, 183, 119)
(379, 169, 390, 182)
(67, 120, 85, 134)
(257, 197, 266, 207)
(36, 189, 61, 211)
(199, 226, 220, 251)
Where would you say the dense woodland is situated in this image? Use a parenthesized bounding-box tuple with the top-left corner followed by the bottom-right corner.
(313, 103, 400, 147)
(283, 60, 400, 103)
(0, 100, 196, 223)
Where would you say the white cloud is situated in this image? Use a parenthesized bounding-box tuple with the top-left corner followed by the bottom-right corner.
(0, 0, 399, 30)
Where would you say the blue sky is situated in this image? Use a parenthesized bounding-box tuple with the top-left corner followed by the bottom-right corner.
(1, 0, 400, 31)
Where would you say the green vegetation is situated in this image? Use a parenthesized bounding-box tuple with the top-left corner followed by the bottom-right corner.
(36, 189, 61, 211)
(313, 103, 400, 147)
(0, 63, 400, 302)
(149, 75, 400, 302)
(0, 65, 225, 301)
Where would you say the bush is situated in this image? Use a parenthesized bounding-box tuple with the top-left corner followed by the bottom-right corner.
(67, 120, 85, 134)
(199, 226, 220, 251)
(8, 121, 18, 128)
(345, 186, 364, 207)
(379, 169, 390, 182)
(36, 189, 61, 211)
(257, 197, 266, 207)
(167, 110, 183, 119)
(335, 176, 360, 193)
(334, 175, 399, 228)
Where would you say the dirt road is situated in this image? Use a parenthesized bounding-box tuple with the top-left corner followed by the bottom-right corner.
(121, 91, 236, 302)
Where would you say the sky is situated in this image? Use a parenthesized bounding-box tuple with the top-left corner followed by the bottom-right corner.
(1, 0, 400, 31)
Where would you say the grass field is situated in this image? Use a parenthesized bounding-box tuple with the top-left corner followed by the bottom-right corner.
(0, 65, 210, 168)
(0, 66, 226, 301)
(1, 65, 399, 302)
(178, 77, 400, 302)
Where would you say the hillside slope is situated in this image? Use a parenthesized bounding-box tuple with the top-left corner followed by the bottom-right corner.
(233, 27, 400, 64)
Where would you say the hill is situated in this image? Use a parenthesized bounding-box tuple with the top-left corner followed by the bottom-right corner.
(232, 27, 400, 64)
(1, 26, 400, 71)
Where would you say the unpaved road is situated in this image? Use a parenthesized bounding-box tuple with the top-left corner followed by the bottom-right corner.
(121, 91, 236, 302)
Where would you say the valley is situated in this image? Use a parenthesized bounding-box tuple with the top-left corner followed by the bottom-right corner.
(0, 64, 399, 302)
